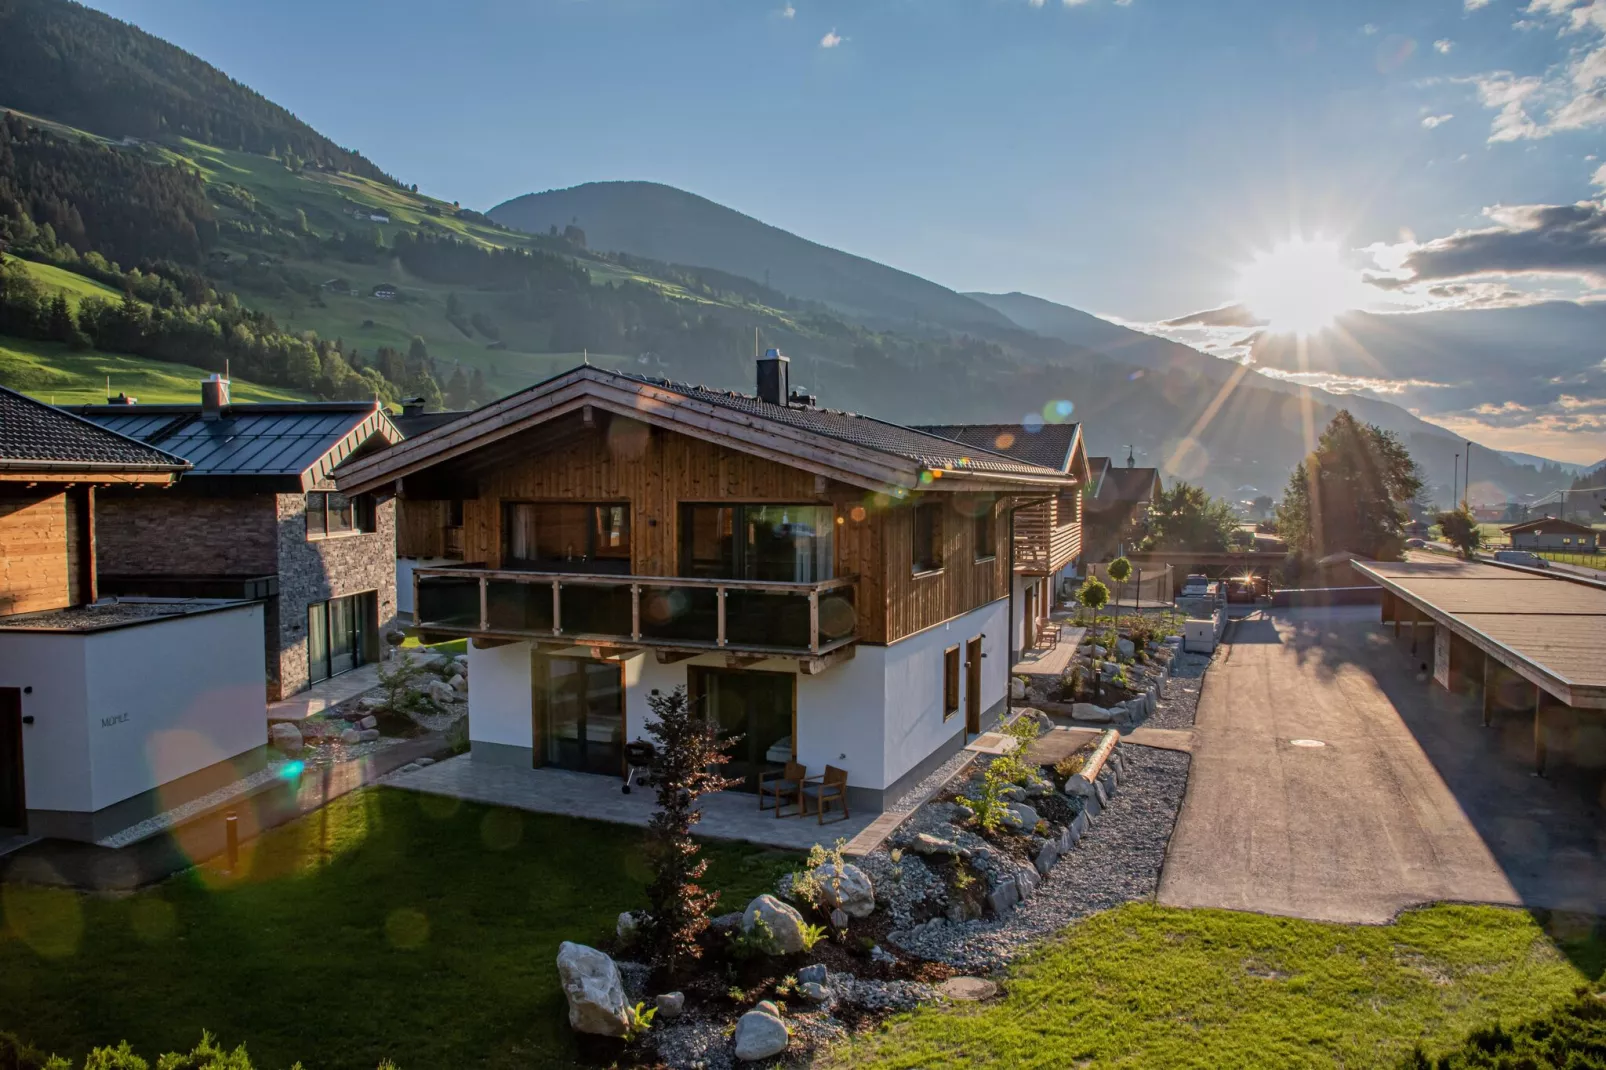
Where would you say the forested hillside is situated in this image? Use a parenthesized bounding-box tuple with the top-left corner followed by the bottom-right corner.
(0, 0, 392, 184)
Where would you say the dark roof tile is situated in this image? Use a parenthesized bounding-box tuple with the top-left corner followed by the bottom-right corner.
(912, 423, 1080, 472)
(0, 386, 188, 472)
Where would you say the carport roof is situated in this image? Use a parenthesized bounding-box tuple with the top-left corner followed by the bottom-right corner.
(1353, 557, 1606, 708)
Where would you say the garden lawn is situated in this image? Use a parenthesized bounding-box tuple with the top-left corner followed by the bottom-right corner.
(825, 902, 1606, 1070)
(0, 788, 797, 1070)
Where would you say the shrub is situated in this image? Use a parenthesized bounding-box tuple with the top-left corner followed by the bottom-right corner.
(622, 1002, 656, 1043)
(1400, 988, 1606, 1068)
(0, 1031, 389, 1070)
(375, 653, 435, 719)
(1077, 577, 1110, 618)
(799, 922, 828, 952)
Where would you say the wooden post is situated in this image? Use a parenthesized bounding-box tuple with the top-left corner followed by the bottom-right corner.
(551, 579, 562, 637)
(716, 587, 727, 647)
(1534, 685, 1548, 777)
(809, 590, 820, 655)
(1409, 605, 1419, 655)
(77, 485, 97, 606)
(478, 576, 489, 631)
(630, 583, 641, 641)
(1482, 655, 1495, 728)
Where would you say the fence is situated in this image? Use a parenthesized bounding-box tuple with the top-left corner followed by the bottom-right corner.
(1073, 563, 1173, 608)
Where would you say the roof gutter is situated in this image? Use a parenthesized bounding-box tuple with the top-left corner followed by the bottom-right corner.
(0, 458, 189, 474)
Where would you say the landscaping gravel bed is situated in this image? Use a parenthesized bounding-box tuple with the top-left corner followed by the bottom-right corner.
(1133, 649, 1211, 730)
(886, 744, 978, 813)
(883, 744, 1191, 973)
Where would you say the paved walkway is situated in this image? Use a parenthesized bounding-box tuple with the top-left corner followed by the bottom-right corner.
(267, 663, 382, 721)
(382, 755, 874, 852)
(1012, 625, 1086, 678)
(1159, 606, 1606, 924)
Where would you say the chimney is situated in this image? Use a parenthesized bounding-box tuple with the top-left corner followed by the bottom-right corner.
(401, 396, 427, 417)
(200, 373, 230, 421)
(106, 392, 137, 406)
(756, 348, 789, 407)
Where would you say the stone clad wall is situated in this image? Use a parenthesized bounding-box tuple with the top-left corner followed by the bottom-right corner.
(94, 493, 278, 576)
(272, 489, 397, 698)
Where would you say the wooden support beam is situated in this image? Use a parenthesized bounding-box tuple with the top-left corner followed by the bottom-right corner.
(471, 637, 515, 650)
(1534, 684, 1549, 777)
(799, 644, 858, 675)
(654, 650, 700, 665)
(1482, 655, 1496, 728)
(723, 654, 767, 669)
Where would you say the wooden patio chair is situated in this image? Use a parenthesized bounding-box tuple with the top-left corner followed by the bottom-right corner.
(802, 764, 850, 825)
(1037, 618, 1059, 649)
(758, 761, 807, 818)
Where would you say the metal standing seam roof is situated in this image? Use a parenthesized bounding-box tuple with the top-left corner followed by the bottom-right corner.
(911, 423, 1081, 472)
(619, 373, 1066, 478)
(1355, 557, 1606, 706)
(75, 403, 394, 478)
(0, 385, 188, 472)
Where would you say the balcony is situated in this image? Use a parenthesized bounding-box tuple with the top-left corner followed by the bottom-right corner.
(1015, 498, 1081, 575)
(413, 567, 859, 660)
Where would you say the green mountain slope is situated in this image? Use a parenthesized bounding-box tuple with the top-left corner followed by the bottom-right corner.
(489, 181, 1015, 334)
(0, 336, 309, 404)
(0, 0, 391, 183)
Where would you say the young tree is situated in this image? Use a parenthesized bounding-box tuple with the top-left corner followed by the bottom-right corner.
(642, 686, 736, 978)
(1279, 411, 1423, 561)
(1106, 556, 1132, 611)
(444, 366, 471, 410)
(1140, 481, 1238, 552)
(1077, 576, 1110, 621)
(1435, 504, 1483, 559)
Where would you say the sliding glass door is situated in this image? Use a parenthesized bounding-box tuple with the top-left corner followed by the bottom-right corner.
(691, 668, 795, 793)
(307, 592, 375, 684)
(537, 655, 625, 776)
(680, 504, 833, 582)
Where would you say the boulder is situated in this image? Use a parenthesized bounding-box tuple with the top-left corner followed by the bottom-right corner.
(339, 728, 362, 745)
(907, 832, 961, 857)
(1019, 708, 1054, 734)
(1007, 802, 1040, 829)
(1116, 638, 1136, 658)
(1016, 866, 1040, 899)
(417, 757, 435, 767)
(798, 963, 828, 986)
(742, 894, 807, 954)
(358, 714, 379, 730)
(269, 722, 303, 755)
(1063, 776, 1097, 799)
(1010, 677, 1027, 701)
(1035, 841, 1060, 876)
(1072, 703, 1117, 724)
(425, 678, 456, 705)
(449, 673, 468, 694)
(734, 1007, 789, 1062)
(829, 908, 849, 930)
(813, 862, 875, 919)
(1023, 775, 1053, 797)
(616, 911, 642, 944)
(800, 981, 830, 1004)
(999, 784, 1027, 802)
(986, 879, 1019, 915)
(709, 911, 745, 933)
(359, 728, 381, 742)
(939, 976, 999, 1001)
(997, 807, 1025, 831)
(401, 762, 422, 773)
(1090, 644, 1107, 658)
(555, 942, 629, 1037)
(654, 991, 685, 1018)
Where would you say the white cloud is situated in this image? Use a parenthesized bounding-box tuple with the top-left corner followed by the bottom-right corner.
(1363, 23, 1379, 35)
(1464, 2, 1606, 141)
(779, 3, 795, 18)
(1470, 72, 1546, 140)
(1435, 38, 1455, 53)
(1594, 161, 1606, 185)
(820, 28, 842, 47)
(1422, 112, 1456, 127)
(1466, 0, 1493, 9)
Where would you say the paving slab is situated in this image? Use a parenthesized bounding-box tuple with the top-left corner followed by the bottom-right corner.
(1158, 606, 1606, 924)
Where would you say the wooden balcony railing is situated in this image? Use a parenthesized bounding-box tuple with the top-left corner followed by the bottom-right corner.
(413, 567, 858, 657)
(1015, 500, 1081, 574)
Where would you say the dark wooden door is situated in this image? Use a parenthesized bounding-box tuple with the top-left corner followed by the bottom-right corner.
(0, 689, 24, 833)
(965, 637, 984, 735)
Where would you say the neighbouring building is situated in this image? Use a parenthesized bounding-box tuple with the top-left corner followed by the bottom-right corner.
(913, 422, 1090, 649)
(390, 398, 470, 620)
(0, 386, 267, 841)
(1081, 450, 1161, 562)
(75, 377, 402, 699)
(1501, 516, 1600, 553)
(335, 354, 1079, 811)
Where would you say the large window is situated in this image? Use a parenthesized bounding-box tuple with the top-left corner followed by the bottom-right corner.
(503, 502, 631, 573)
(913, 501, 943, 574)
(307, 591, 377, 684)
(679, 503, 834, 582)
(306, 491, 375, 539)
(943, 645, 961, 719)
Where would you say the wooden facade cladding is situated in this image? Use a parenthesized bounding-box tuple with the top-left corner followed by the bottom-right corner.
(0, 488, 91, 617)
(397, 498, 460, 560)
(410, 414, 1012, 646)
(1014, 492, 1082, 575)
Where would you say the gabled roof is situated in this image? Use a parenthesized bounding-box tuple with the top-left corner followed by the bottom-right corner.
(335, 365, 1077, 496)
(1502, 516, 1599, 536)
(912, 422, 1083, 474)
(1092, 465, 1161, 507)
(75, 401, 399, 490)
(1087, 456, 1111, 495)
(392, 409, 469, 438)
(0, 385, 188, 481)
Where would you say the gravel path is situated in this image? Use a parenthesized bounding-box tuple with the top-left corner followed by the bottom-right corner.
(886, 744, 1191, 973)
(1132, 648, 1212, 730)
(886, 744, 978, 814)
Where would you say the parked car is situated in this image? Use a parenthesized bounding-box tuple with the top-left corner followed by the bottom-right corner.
(1405, 537, 1426, 548)
(1493, 550, 1549, 569)
(1180, 574, 1211, 596)
(1226, 580, 1257, 603)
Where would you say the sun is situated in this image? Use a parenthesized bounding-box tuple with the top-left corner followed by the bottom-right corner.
(1236, 238, 1364, 336)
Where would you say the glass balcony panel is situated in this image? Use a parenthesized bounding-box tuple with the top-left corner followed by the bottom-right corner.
(558, 582, 634, 638)
(416, 576, 480, 629)
(639, 585, 719, 644)
(723, 590, 812, 649)
(485, 579, 554, 633)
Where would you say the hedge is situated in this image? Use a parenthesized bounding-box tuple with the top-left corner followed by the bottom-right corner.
(1403, 989, 1606, 1069)
(0, 1031, 399, 1070)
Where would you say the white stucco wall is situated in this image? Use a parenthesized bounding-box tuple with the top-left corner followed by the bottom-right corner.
(0, 602, 265, 816)
(467, 639, 536, 751)
(0, 631, 92, 813)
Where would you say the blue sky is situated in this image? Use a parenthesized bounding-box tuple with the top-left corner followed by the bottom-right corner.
(84, 0, 1602, 319)
(82, 0, 1606, 461)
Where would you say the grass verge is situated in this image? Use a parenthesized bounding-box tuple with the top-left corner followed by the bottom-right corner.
(0, 787, 798, 1070)
(823, 903, 1605, 1070)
